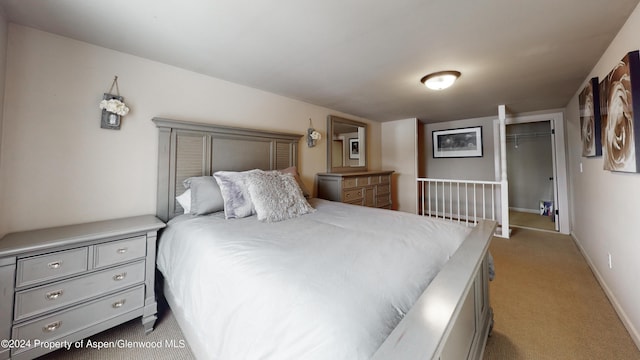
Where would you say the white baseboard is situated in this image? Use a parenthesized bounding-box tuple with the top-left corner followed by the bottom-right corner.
(570, 232, 640, 351)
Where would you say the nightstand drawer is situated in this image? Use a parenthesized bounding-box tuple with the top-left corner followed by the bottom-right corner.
(14, 261, 146, 321)
(94, 236, 146, 268)
(11, 285, 144, 355)
(16, 248, 88, 288)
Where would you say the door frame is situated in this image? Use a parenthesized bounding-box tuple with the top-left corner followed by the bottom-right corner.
(494, 111, 569, 234)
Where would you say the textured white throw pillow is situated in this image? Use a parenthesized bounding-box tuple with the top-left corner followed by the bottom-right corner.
(247, 171, 315, 222)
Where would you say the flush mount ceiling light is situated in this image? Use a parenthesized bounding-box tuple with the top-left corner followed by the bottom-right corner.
(420, 71, 461, 90)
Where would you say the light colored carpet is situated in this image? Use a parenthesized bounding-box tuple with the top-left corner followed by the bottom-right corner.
(509, 209, 556, 232)
(484, 228, 640, 360)
(40, 302, 195, 360)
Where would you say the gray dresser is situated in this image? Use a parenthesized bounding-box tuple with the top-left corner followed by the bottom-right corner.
(0, 215, 165, 360)
(316, 170, 394, 209)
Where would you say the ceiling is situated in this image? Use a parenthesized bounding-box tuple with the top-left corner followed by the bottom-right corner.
(1, 0, 638, 122)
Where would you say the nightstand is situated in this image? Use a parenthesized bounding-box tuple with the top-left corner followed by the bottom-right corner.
(0, 215, 165, 360)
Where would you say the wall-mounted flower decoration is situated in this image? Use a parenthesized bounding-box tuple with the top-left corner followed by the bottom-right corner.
(99, 98, 129, 116)
(307, 118, 322, 147)
(100, 76, 130, 130)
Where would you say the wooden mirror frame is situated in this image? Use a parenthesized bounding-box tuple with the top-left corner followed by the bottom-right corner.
(327, 115, 368, 173)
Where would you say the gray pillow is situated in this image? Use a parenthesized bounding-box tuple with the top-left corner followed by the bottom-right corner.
(213, 170, 259, 219)
(247, 171, 315, 222)
(182, 176, 224, 215)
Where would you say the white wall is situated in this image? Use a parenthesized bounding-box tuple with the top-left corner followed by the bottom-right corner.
(381, 118, 417, 213)
(565, 2, 640, 347)
(0, 24, 381, 236)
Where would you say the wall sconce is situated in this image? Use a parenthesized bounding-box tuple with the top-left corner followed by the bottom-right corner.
(99, 76, 130, 130)
(307, 118, 322, 147)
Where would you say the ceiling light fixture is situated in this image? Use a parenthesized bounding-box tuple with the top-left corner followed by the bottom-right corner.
(420, 71, 461, 90)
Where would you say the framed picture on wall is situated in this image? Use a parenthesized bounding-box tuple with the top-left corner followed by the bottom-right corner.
(578, 77, 602, 157)
(349, 138, 360, 159)
(432, 126, 483, 158)
(600, 50, 640, 173)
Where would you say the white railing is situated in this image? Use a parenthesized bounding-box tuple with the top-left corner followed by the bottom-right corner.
(417, 178, 510, 238)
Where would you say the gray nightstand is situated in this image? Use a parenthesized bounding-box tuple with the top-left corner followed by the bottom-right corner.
(0, 215, 165, 360)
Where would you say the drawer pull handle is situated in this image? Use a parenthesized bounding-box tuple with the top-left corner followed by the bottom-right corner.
(45, 289, 64, 300)
(48, 261, 63, 269)
(116, 248, 128, 254)
(112, 299, 126, 309)
(43, 321, 62, 333)
(113, 272, 127, 281)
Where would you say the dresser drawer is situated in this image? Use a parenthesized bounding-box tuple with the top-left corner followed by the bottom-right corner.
(14, 261, 146, 321)
(377, 184, 390, 195)
(94, 236, 146, 268)
(356, 176, 370, 186)
(342, 178, 358, 188)
(16, 248, 88, 288)
(11, 285, 144, 355)
(377, 194, 391, 208)
(343, 188, 364, 202)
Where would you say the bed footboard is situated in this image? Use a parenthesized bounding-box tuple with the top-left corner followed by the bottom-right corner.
(372, 220, 496, 360)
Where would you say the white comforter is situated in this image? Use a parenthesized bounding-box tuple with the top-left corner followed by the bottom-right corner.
(156, 199, 472, 360)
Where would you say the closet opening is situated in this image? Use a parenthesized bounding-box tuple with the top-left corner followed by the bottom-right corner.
(506, 120, 558, 232)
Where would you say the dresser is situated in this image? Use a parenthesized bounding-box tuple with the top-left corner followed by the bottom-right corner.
(316, 170, 394, 209)
(0, 215, 165, 360)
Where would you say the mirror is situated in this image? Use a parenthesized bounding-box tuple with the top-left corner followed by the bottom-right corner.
(327, 115, 367, 172)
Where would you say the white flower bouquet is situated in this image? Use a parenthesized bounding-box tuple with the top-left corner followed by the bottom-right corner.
(309, 130, 321, 140)
(99, 98, 130, 116)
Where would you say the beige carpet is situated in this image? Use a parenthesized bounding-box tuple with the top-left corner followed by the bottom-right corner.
(509, 209, 556, 232)
(484, 228, 640, 360)
(40, 302, 195, 360)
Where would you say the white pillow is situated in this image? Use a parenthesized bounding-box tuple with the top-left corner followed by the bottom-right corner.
(247, 171, 315, 222)
(176, 189, 191, 214)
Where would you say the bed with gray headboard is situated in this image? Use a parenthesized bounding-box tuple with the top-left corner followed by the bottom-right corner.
(153, 117, 495, 360)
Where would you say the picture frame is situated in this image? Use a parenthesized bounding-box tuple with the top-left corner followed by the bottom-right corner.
(432, 126, 483, 158)
(599, 50, 640, 173)
(349, 138, 360, 159)
(578, 77, 602, 157)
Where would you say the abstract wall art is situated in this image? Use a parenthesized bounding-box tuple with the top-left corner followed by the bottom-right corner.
(599, 50, 640, 173)
(579, 77, 602, 157)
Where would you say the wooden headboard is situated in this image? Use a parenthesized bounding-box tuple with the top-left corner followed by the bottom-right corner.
(153, 118, 302, 222)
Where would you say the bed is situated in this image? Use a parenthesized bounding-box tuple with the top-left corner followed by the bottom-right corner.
(152, 117, 496, 360)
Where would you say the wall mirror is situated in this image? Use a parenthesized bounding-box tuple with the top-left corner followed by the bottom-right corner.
(327, 115, 367, 172)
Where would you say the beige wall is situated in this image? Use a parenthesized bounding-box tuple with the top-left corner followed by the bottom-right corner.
(0, 24, 381, 236)
(0, 10, 7, 211)
(381, 118, 417, 213)
(424, 116, 497, 181)
(566, 3, 640, 347)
